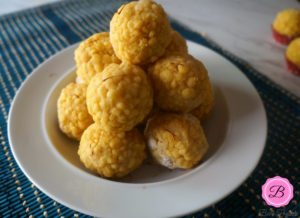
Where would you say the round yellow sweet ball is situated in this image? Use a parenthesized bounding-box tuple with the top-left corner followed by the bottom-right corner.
(148, 53, 209, 112)
(86, 62, 153, 131)
(57, 83, 93, 140)
(74, 32, 120, 83)
(78, 123, 146, 178)
(110, 0, 172, 64)
(145, 113, 209, 169)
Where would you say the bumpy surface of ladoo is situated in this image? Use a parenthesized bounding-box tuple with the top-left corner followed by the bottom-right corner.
(148, 54, 210, 112)
(145, 113, 209, 169)
(78, 123, 146, 178)
(75, 32, 120, 83)
(164, 30, 188, 55)
(110, 0, 172, 64)
(57, 83, 93, 140)
(87, 62, 153, 131)
(191, 78, 214, 121)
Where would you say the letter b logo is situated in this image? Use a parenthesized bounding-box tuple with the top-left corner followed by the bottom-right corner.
(262, 176, 293, 207)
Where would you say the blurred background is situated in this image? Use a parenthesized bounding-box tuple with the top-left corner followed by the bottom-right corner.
(0, 0, 59, 15)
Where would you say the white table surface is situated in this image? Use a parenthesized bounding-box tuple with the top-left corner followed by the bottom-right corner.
(1, 0, 300, 96)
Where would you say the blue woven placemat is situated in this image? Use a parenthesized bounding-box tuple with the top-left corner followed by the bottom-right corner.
(0, 0, 299, 217)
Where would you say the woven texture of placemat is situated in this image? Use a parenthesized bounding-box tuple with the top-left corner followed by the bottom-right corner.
(0, 0, 299, 217)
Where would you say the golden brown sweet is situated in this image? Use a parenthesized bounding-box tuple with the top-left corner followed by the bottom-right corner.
(74, 32, 120, 83)
(57, 83, 93, 140)
(110, 0, 172, 64)
(148, 53, 209, 112)
(86, 62, 153, 131)
(164, 30, 188, 55)
(145, 113, 209, 169)
(191, 79, 214, 121)
(78, 123, 146, 178)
